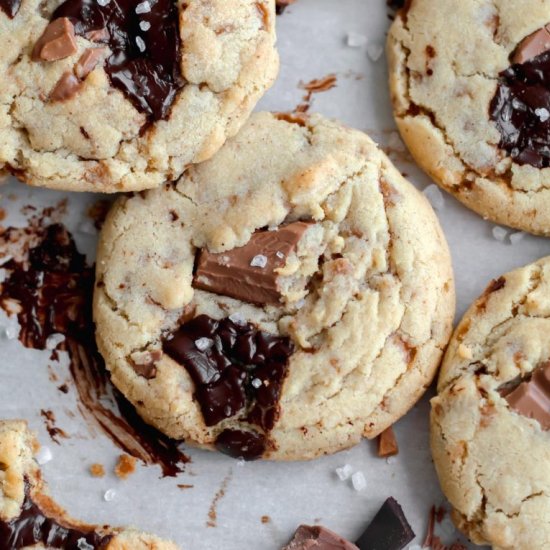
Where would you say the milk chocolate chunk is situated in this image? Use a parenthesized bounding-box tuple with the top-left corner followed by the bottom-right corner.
(0, 0, 20, 18)
(129, 349, 162, 379)
(512, 25, 550, 64)
(75, 48, 105, 79)
(32, 18, 78, 62)
(163, 314, 294, 428)
(50, 72, 82, 102)
(193, 222, 310, 306)
(504, 361, 550, 429)
(378, 426, 399, 457)
(0, 482, 112, 549)
(355, 497, 414, 550)
(283, 525, 359, 550)
(53, 0, 183, 121)
(490, 29, 550, 169)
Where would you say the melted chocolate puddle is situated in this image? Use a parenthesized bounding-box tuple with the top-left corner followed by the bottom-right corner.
(0, 481, 112, 549)
(52, 0, 183, 121)
(0, 219, 189, 476)
(490, 50, 550, 168)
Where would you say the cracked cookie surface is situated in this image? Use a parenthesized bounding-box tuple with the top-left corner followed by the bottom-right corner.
(93, 112, 455, 460)
(388, 0, 550, 235)
(431, 258, 550, 550)
(0, 0, 278, 193)
(0, 419, 179, 549)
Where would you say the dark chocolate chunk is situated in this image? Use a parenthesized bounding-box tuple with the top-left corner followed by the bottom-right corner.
(355, 497, 415, 550)
(275, 0, 296, 14)
(215, 429, 266, 460)
(163, 314, 294, 429)
(52, 0, 183, 121)
(0, 0, 20, 18)
(193, 222, 310, 306)
(0, 482, 112, 549)
(490, 45, 550, 169)
(283, 525, 359, 549)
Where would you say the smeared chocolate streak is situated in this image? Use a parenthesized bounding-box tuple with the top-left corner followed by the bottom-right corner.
(0, 217, 189, 476)
(0, 482, 112, 549)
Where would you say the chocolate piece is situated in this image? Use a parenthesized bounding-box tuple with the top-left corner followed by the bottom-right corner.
(215, 429, 266, 460)
(0, 483, 112, 549)
(490, 42, 550, 168)
(355, 497, 415, 550)
(512, 26, 550, 64)
(163, 314, 294, 429)
(32, 18, 78, 62)
(504, 361, 550, 429)
(129, 349, 162, 379)
(378, 426, 399, 457)
(193, 222, 310, 306)
(283, 525, 359, 550)
(50, 72, 82, 102)
(52, 0, 183, 121)
(275, 0, 296, 14)
(75, 48, 105, 79)
(0, 0, 20, 18)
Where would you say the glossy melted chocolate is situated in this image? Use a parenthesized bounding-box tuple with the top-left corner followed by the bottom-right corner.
(490, 50, 550, 168)
(0, 0, 20, 18)
(215, 428, 267, 460)
(164, 314, 294, 428)
(52, 0, 182, 121)
(0, 222, 189, 477)
(0, 485, 111, 549)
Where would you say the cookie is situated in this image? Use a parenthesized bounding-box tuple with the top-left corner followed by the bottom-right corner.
(431, 258, 550, 549)
(93, 111, 455, 461)
(0, 420, 179, 549)
(388, 0, 550, 235)
(0, 0, 278, 192)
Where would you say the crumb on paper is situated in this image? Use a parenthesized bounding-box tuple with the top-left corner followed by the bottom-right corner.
(207, 472, 233, 528)
(378, 426, 399, 457)
(115, 454, 137, 479)
(177, 483, 194, 490)
(261, 515, 271, 524)
(90, 463, 105, 478)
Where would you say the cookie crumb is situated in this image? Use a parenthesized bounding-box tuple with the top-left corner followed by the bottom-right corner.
(90, 463, 105, 478)
(378, 426, 399, 457)
(177, 484, 194, 490)
(457, 343, 473, 360)
(261, 515, 270, 524)
(115, 454, 137, 479)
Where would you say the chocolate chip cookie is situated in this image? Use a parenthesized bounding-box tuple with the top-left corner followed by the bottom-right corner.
(0, 0, 278, 192)
(432, 258, 550, 549)
(0, 420, 179, 549)
(388, 0, 550, 234)
(93, 112, 455, 461)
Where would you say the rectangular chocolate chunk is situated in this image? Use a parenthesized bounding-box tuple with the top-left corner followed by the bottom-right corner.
(283, 525, 359, 550)
(503, 361, 550, 429)
(355, 497, 415, 550)
(193, 221, 310, 306)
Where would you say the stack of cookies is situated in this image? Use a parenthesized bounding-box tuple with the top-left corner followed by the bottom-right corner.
(0, 0, 549, 548)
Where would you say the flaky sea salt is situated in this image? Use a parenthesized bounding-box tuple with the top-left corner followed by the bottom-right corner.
(386, 456, 396, 465)
(535, 107, 550, 122)
(367, 43, 383, 62)
(236, 457, 246, 467)
(136, 36, 146, 52)
(77, 539, 94, 550)
(492, 226, 508, 242)
(439, 516, 456, 539)
(135, 1, 151, 13)
(228, 312, 246, 325)
(250, 254, 268, 268)
(46, 333, 65, 350)
(195, 337, 213, 351)
(346, 31, 368, 48)
(103, 489, 116, 502)
(509, 231, 526, 245)
(276, 251, 285, 259)
(351, 471, 367, 491)
(35, 446, 53, 465)
(423, 184, 445, 211)
(97, 0, 110, 6)
(335, 464, 353, 481)
(251, 378, 262, 389)
(139, 21, 151, 31)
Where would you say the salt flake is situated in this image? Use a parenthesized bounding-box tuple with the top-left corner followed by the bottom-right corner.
(135, 1, 151, 13)
(250, 254, 268, 268)
(195, 337, 213, 351)
(509, 231, 526, 245)
(36, 446, 53, 465)
(77, 539, 94, 550)
(367, 43, 383, 62)
(492, 226, 508, 242)
(535, 107, 550, 122)
(46, 333, 65, 350)
(335, 464, 353, 481)
(103, 488, 116, 502)
(346, 31, 368, 48)
(351, 471, 367, 491)
(139, 21, 151, 31)
(251, 378, 262, 389)
(136, 36, 146, 52)
(97, 0, 110, 6)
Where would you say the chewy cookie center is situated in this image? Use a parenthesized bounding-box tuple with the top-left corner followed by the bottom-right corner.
(37, 0, 184, 120)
